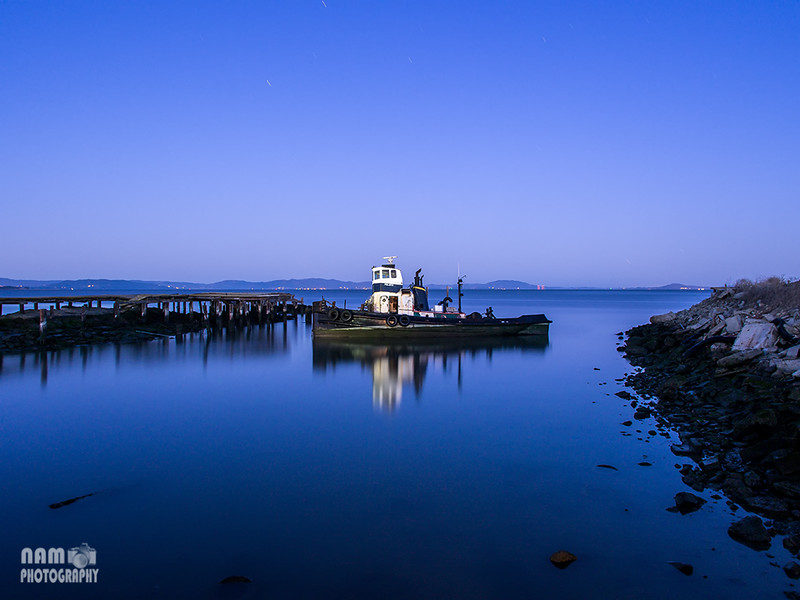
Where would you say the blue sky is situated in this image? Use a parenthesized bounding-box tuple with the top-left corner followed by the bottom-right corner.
(2, 1, 798, 287)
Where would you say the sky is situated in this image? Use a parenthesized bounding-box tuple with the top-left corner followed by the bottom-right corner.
(1, 1, 798, 287)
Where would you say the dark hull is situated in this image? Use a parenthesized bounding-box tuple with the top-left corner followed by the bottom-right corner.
(313, 309, 550, 339)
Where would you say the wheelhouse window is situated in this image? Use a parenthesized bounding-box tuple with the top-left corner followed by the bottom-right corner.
(382, 269, 390, 278)
(373, 271, 380, 280)
(391, 270, 397, 278)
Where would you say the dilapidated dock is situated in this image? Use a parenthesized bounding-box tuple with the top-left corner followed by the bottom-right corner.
(0, 292, 313, 353)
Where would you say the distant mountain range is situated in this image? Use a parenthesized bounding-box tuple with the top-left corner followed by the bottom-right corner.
(0, 277, 708, 291)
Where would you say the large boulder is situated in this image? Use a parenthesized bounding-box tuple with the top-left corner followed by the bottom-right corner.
(650, 312, 677, 325)
(728, 516, 771, 550)
(732, 319, 779, 351)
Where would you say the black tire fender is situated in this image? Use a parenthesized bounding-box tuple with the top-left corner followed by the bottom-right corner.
(398, 315, 410, 327)
(341, 310, 353, 322)
(386, 315, 399, 327)
(328, 308, 340, 321)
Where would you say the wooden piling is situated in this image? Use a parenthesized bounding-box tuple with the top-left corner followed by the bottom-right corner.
(39, 309, 47, 343)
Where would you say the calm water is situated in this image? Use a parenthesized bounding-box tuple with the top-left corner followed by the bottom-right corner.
(0, 290, 793, 599)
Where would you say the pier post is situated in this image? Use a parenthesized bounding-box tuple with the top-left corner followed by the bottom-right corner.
(114, 301, 120, 322)
(19, 303, 24, 314)
(163, 302, 170, 323)
(39, 309, 47, 343)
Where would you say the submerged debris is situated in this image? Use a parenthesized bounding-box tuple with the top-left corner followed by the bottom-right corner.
(549, 550, 577, 569)
(49, 492, 96, 509)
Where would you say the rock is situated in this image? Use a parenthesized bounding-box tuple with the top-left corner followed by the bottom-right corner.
(668, 562, 694, 576)
(725, 315, 744, 335)
(651, 312, 677, 324)
(634, 406, 652, 420)
(732, 320, 779, 351)
(740, 495, 791, 518)
(786, 345, 800, 359)
(728, 516, 771, 550)
(784, 534, 800, 554)
(716, 349, 762, 368)
(773, 359, 800, 375)
(784, 562, 800, 579)
(596, 464, 618, 471)
(690, 317, 712, 331)
(671, 443, 699, 457)
(219, 575, 253, 584)
(776, 453, 800, 476)
(615, 390, 634, 400)
(549, 550, 577, 569)
(671, 491, 707, 514)
(774, 481, 800, 499)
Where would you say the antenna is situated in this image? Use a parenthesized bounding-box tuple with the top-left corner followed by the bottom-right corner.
(383, 256, 397, 265)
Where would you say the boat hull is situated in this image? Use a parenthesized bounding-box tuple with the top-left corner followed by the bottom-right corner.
(313, 309, 550, 339)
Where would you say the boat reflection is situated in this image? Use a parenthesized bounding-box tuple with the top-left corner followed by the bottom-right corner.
(313, 337, 549, 412)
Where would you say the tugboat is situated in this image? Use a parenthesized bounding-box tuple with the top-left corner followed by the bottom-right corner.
(312, 257, 551, 338)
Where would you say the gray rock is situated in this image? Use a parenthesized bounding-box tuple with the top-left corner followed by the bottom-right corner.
(784, 345, 800, 359)
(650, 312, 677, 324)
(725, 315, 744, 334)
(728, 516, 771, 550)
(716, 349, 762, 368)
(732, 320, 779, 351)
(774, 359, 800, 375)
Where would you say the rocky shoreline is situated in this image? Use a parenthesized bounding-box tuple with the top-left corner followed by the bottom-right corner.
(620, 280, 800, 558)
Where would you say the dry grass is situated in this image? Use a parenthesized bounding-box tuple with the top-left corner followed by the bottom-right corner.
(733, 277, 800, 313)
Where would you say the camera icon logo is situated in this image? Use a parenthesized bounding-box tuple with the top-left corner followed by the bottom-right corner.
(67, 543, 96, 569)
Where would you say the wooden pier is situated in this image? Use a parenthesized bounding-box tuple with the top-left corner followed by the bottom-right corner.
(0, 292, 314, 353)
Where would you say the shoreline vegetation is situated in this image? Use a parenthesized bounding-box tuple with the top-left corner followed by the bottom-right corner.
(620, 278, 800, 557)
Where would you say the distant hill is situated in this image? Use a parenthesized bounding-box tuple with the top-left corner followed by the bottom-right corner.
(0, 277, 708, 292)
(626, 283, 708, 291)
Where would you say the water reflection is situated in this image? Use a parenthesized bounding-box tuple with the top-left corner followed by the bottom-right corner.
(313, 337, 548, 412)
(0, 325, 292, 384)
